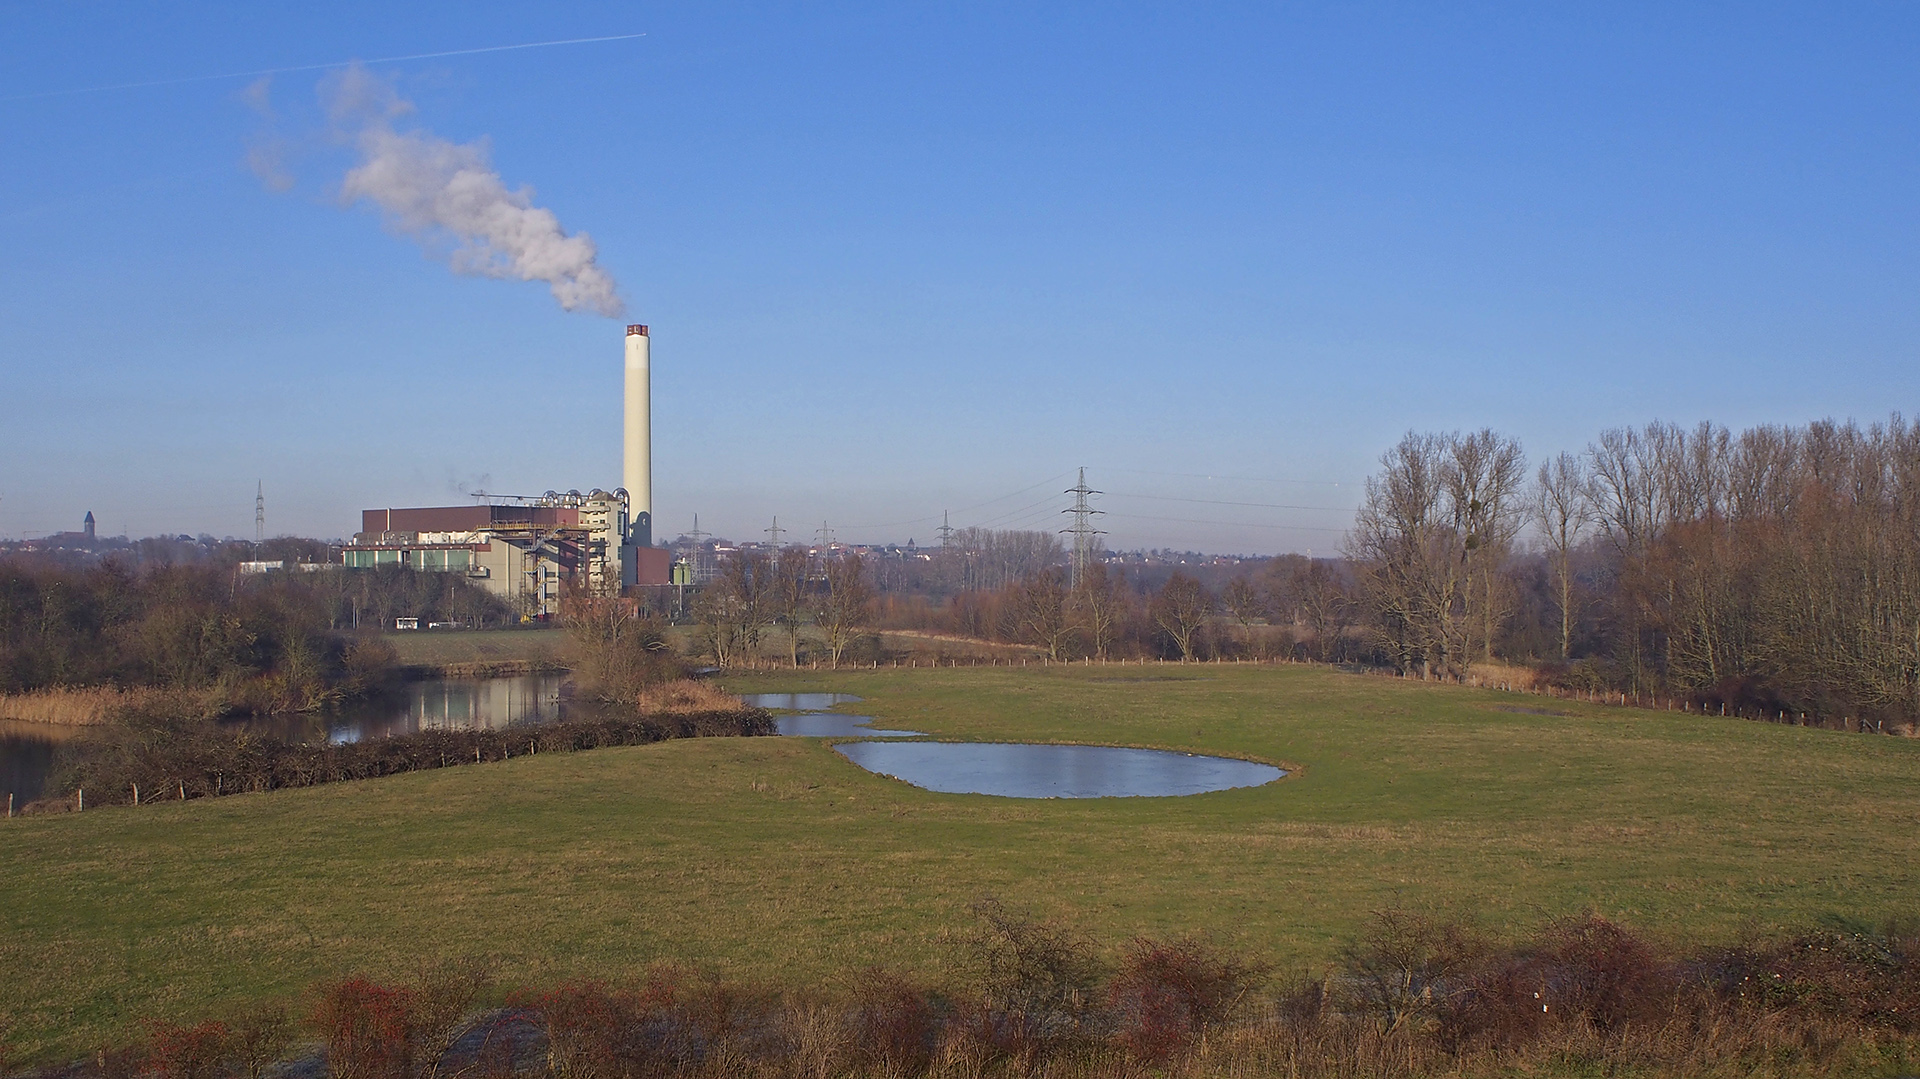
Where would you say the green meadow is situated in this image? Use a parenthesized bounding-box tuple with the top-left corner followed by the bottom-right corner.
(3, 664, 1918, 1062)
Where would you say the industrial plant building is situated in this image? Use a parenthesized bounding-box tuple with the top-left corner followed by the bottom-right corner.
(339, 324, 671, 617)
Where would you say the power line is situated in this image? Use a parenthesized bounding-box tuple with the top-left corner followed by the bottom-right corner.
(835, 470, 1076, 532)
(1105, 491, 1354, 512)
(968, 493, 1068, 530)
(1104, 466, 1356, 487)
(1101, 510, 1351, 534)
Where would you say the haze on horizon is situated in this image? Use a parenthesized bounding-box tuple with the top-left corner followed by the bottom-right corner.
(2, 4, 1916, 554)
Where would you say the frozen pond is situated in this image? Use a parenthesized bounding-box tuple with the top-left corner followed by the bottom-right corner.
(740, 693, 865, 711)
(746, 692, 923, 737)
(835, 741, 1285, 799)
(774, 714, 925, 737)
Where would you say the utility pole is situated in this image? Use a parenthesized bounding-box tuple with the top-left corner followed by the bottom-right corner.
(815, 521, 835, 548)
(937, 510, 954, 550)
(764, 516, 785, 548)
(1060, 467, 1105, 587)
(686, 514, 711, 547)
(255, 481, 265, 545)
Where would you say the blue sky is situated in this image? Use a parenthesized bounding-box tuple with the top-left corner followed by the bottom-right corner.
(2, 3, 1916, 552)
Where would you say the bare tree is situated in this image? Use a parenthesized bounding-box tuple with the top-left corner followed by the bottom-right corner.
(1221, 576, 1266, 657)
(1268, 555, 1353, 662)
(947, 528, 1065, 592)
(1151, 572, 1212, 661)
(690, 584, 742, 667)
(1009, 568, 1073, 661)
(771, 545, 812, 666)
(1447, 429, 1528, 663)
(813, 554, 874, 668)
(716, 551, 774, 662)
(1349, 432, 1463, 678)
(1534, 452, 1591, 661)
(563, 595, 681, 701)
(1071, 561, 1127, 660)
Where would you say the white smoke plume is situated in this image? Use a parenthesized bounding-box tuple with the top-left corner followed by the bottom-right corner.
(325, 66, 624, 317)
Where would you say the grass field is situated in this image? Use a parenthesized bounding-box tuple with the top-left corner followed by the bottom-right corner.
(3, 663, 1918, 1062)
(381, 627, 571, 670)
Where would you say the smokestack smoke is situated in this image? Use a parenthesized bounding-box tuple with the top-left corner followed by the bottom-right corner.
(326, 66, 624, 317)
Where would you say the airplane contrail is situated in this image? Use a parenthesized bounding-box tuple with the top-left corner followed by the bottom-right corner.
(0, 32, 647, 103)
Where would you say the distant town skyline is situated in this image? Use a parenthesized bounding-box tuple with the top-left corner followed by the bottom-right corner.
(4, 4, 1918, 552)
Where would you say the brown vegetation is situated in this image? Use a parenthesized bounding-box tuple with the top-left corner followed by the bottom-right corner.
(1352, 415, 1920, 732)
(564, 597, 683, 703)
(24, 702, 772, 813)
(0, 687, 142, 727)
(13, 908, 1920, 1079)
(0, 560, 404, 715)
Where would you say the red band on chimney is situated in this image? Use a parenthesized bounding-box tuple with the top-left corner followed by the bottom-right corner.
(627, 324, 648, 336)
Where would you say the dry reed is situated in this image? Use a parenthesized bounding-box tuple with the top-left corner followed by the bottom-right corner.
(638, 680, 757, 715)
(0, 687, 145, 727)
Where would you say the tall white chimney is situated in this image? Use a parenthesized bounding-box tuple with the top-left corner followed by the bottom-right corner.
(623, 324, 651, 548)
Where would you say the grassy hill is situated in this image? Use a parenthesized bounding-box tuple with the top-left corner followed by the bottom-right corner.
(2, 663, 1917, 1061)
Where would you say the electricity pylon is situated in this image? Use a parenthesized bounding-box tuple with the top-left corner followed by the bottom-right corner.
(1060, 467, 1105, 586)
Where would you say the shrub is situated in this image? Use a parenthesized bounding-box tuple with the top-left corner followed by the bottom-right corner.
(312, 979, 419, 1079)
(225, 1005, 291, 1079)
(139, 1021, 233, 1079)
(953, 898, 1106, 1063)
(53, 707, 773, 809)
(847, 971, 935, 1073)
(520, 981, 631, 1079)
(1337, 908, 1487, 1031)
(1532, 913, 1671, 1031)
(1107, 936, 1267, 1063)
(565, 599, 683, 703)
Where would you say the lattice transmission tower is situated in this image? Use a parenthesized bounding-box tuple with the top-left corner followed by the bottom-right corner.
(255, 481, 265, 544)
(685, 514, 711, 547)
(764, 516, 785, 547)
(1060, 467, 1105, 586)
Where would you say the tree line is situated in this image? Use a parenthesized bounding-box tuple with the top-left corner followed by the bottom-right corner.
(686, 549, 878, 667)
(690, 412, 1919, 732)
(681, 539, 1361, 666)
(1349, 415, 1920, 729)
(0, 560, 511, 712)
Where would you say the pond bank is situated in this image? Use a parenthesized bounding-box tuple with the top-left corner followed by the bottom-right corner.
(396, 659, 571, 680)
(19, 704, 773, 815)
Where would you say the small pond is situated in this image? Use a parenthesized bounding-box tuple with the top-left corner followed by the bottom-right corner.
(747, 692, 927, 738)
(740, 693, 865, 711)
(836, 741, 1285, 799)
(0, 674, 572, 807)
(1, 721, 64, 806)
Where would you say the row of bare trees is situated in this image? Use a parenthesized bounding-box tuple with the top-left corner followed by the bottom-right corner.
(1349, 415, 1920, 727)
(690, 549, 875, 667)
(0, 560, 400, 711)
(933, 558, 1357, 663)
